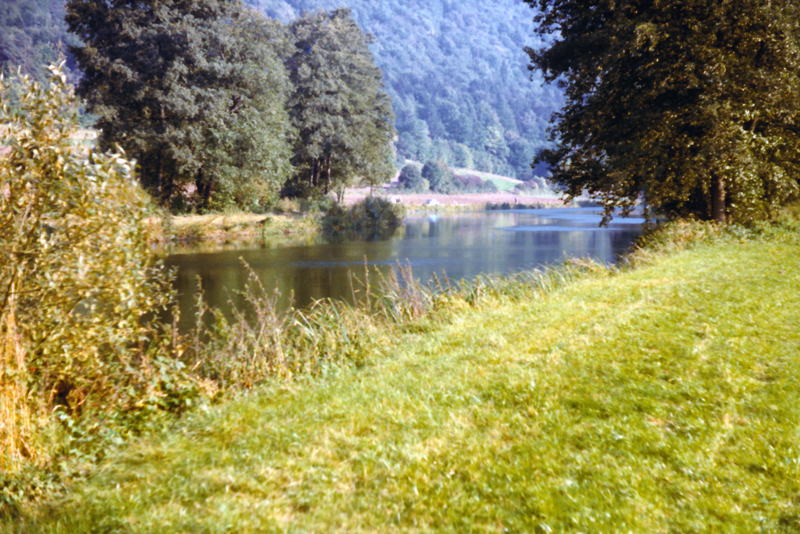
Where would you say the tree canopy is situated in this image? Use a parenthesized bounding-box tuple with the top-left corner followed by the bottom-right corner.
(398, 164, 426, 192)
(283, 8, 395, 199)
(3, 0, 564, 184)
(248, 0, 562, 180)
(422, 159, 457, 194)
(65, 0, 294, 211)
(526, 0, 800, 223)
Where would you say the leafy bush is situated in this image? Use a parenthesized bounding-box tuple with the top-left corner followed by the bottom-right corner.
(0, 66, 194, 484)
(398, 164, 427, 192)
(486, 201, 550, 210)
(422, 159, 459, 194)
(321, 197, 405, 234)
(456, 174, 499, 193)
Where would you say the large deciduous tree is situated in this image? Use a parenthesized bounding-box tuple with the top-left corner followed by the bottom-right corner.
(526, 0, 800, 223)
(65, 0, 294, 211)
(283, 8, 395, 199)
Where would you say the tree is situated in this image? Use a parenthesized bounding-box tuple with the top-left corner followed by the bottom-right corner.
(65, 0, 294, 211)
(0, 0, 81, 85)
(5, 0, 565, 178)
(422, 159, 458, 194)
(283, 8, 396, 198)
(452, 143, 474, 169)
(508, 137, 534, 180)
(526, 0, 800, 223)
(398, 163, 427, 192)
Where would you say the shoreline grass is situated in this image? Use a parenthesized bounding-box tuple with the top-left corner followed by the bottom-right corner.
(147, 212, 324, 252)
(7, 217, 800, 532)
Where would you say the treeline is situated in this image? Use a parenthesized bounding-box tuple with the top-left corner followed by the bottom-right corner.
(2, 0, 560, 196)
(527, 0, 800, 223)
(63, 0, 394, 212)
(234, 0, 562, 180)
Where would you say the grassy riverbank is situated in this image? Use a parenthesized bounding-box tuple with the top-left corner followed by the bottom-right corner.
(10, 218, 800, 532)
(148, 212, 323, 251)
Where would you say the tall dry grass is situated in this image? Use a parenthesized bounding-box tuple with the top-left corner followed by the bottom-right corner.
(1, 290, 33, 472)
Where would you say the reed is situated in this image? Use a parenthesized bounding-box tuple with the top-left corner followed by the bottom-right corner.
(0, 292, 31, 473)
(185, 254, 612, 393)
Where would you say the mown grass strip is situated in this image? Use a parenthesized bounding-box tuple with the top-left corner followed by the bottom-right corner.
(14, 232, 800, 533)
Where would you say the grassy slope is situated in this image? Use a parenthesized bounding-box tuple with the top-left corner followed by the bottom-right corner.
(20, 232, 800, 532)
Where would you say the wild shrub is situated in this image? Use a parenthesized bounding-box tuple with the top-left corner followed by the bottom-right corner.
(321, 197, 405, 233)
(0, 66, 195, 486)
(398, 164, 427, 192)
(422, 159, 459, 194)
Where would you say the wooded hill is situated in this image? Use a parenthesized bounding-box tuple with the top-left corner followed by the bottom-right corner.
(249, 0, 562, 180)
(1, 0, 560, 182)
(0, 0, 79, 82)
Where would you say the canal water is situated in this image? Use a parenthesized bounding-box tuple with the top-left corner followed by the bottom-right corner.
(165, 208, 644, 327)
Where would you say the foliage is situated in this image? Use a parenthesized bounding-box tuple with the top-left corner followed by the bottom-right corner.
(0, 66, 195, 497)
(526, 0, 800, 223)
(65, 0, 294, 211)
(397, 163, 426, 192)
(422, 159, 457, 194)
(485, 200, 552, 210)
(282, 8, 396, 199)
(249, 0, 562, 180)
(152, 213, 322, 250)
(321, 197, 404, 234)
(404, 159, 503, 194)
(3, 0, 563, 182)
(457, 173, 500, 194)
(0, 0, 80, 86)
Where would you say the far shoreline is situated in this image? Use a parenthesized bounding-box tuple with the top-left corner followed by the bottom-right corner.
(151, 190, 574, 253)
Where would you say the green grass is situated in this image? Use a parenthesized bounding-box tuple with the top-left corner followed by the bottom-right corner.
(486, 178, 517, 193)
(452, 168, 520, 193)
(12, 225, 800, 532)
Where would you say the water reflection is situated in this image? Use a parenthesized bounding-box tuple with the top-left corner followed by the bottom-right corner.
(165, 208, 643, 329)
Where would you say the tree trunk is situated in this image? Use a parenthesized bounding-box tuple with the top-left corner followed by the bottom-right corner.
(711, 174, 726, 224)
(196, 167, 214, 210)
(311, 159, 319, 188)
(158, 105, 166, 202)
(324, 154, 332, 194)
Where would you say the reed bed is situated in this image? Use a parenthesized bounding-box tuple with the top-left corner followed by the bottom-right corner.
(184, 253, 608, 394)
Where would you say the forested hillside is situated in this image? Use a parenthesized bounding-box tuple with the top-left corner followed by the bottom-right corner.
(0, 0, 78, 83)
(233, 0, 560, 179)
(1, 0, 559, 180)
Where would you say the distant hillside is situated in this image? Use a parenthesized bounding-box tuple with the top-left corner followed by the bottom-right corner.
(0, 0, 79, 83)
(246, 0, 561, 180)
(1, 0, 560, 179)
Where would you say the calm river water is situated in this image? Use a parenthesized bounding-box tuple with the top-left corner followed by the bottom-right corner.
(165, 208, 644, 327)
